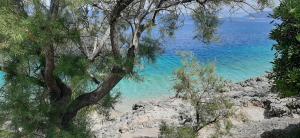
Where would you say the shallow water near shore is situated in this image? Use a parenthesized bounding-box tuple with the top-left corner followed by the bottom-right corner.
(0, 16, 275, 103)
(0, 72, 4, 86)
(117, 16, 275, 101)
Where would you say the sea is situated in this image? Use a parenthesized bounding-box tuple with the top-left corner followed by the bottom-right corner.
(0, 15, 276, 102)
(117, 16, 275, 101)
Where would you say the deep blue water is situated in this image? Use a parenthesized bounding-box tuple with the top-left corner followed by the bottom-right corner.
(117, 17, 275, 100)
(0, 16, 275, 101)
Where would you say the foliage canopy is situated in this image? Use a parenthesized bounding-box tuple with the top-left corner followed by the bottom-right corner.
(271, 0, 300, 97)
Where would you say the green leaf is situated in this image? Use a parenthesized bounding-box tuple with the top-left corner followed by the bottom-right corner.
(296, 34, 300, 42)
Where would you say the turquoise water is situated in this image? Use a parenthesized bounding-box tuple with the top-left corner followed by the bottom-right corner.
(0, 72, 4, 86)
(0, 17, 275, 101)
(117, 17, 275, 100)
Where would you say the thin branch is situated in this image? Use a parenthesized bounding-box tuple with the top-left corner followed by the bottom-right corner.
(195, 114, 221, 131)
(109, 0, 134, 58)
(90, 26, 111, 60)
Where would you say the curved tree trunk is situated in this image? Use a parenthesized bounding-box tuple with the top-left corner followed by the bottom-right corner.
(61, 45, 135, 129)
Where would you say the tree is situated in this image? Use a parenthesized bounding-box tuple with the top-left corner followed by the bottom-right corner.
(270, 0, 300, 97)
(0, 0, 271, 136)
(173, 53, 232, 132)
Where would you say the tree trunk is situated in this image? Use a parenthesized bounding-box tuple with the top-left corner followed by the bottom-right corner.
(196, 101, 200, 125)
(45, 0, 137, 129)
(61, 73, 124, 128)
(47, 78, 72, 127)
(61, 46, 135, 129)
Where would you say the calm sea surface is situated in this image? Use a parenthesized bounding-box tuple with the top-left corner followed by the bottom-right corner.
(117, 16, 275, 100)
(0, 16, 275, 101)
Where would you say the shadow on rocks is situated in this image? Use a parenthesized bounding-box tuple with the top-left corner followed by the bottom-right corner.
(261, 123, 300, 138)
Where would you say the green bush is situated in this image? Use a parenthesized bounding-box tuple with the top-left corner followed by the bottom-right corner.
(271, 0, 300, 97)
(169, 53, 233, 137)
(0, 130, 14, 138)
(159, 122, 197, 138)
(173, 52, 231, 126)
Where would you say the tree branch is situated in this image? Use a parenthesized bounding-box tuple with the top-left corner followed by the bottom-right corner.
(62, 45, 135, 128)
(89, 27, 111, 60)
(109, 0, 134, 59)
(195, 114, 221, 131)
(44, 44, 62, 101)
(44, 0, 63, 101)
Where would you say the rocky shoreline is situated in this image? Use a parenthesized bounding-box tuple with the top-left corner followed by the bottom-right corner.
(88, 75, 300, 138)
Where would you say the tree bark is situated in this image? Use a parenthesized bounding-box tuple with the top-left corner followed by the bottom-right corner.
(44, 45, 62, 102)
(43, 0, 73, 126)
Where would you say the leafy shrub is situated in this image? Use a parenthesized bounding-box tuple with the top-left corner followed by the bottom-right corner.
(170, 52, 233, 136)
(159, 122, 197, 138)
(270, 0, 300, 97)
